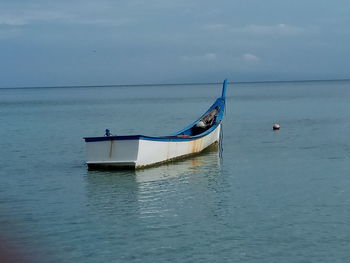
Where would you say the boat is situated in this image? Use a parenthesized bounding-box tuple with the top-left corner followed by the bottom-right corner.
(84, 79, 228, 169)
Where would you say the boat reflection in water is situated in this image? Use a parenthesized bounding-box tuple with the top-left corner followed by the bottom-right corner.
(85, 145, 222, 222)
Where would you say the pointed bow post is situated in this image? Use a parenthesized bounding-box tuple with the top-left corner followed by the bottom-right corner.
(221, 79, 228, 100)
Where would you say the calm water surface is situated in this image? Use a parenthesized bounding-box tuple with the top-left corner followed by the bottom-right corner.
(0, 81, 349, 262)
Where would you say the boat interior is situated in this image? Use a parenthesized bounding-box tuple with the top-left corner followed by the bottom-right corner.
(173, 102, 223, 138)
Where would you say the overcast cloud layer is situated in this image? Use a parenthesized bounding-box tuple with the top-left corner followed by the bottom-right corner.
(0, 0, 349, 87)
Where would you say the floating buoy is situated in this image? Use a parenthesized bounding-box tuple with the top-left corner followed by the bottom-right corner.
(273, 124, 280, 130)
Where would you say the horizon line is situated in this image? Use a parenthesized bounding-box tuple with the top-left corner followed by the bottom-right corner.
(1, 78, 350, 90)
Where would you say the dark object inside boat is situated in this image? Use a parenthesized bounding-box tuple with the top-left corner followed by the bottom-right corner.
(191, 107, 219, 136)
(105, 129, 111, 136)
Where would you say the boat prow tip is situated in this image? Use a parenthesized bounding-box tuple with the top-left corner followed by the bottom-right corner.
(221, 78, 228, 100)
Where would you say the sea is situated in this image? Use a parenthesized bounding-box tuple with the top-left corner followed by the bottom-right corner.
(0, 80, 349, 262)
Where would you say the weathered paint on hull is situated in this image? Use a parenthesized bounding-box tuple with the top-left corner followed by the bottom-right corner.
(86, 124, 221, 170)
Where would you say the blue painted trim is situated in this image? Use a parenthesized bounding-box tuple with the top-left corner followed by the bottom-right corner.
(221, 79, 228, 99)
(84, 123, 220, 142)
(84, 79, 228, 143)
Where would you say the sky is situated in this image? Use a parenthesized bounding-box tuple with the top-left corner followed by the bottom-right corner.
(0, 0, 349, 87)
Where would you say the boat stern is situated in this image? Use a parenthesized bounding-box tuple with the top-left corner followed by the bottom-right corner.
(85, 138, 139, 169)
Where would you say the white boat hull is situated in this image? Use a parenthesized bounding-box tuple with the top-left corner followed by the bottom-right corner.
(86, 124, 221, 169)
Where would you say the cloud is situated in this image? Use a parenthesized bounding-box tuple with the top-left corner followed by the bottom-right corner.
(242, 53, 260, 63)
(0, 11, 133, 27)
(204, 23, 305, 36)
(0, 11, 72, 26)
(241, 24, 304, 36)
(0, 15, 27, 26)
(69, 18, 133, 27)
(203, 24, 228, 30)
(181, 53, 217, 62)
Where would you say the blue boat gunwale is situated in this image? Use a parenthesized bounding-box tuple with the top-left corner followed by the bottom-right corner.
(84, 79, 228, 143)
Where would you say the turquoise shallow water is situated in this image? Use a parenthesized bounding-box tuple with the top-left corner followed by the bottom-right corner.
(0, 81, 350, 262)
